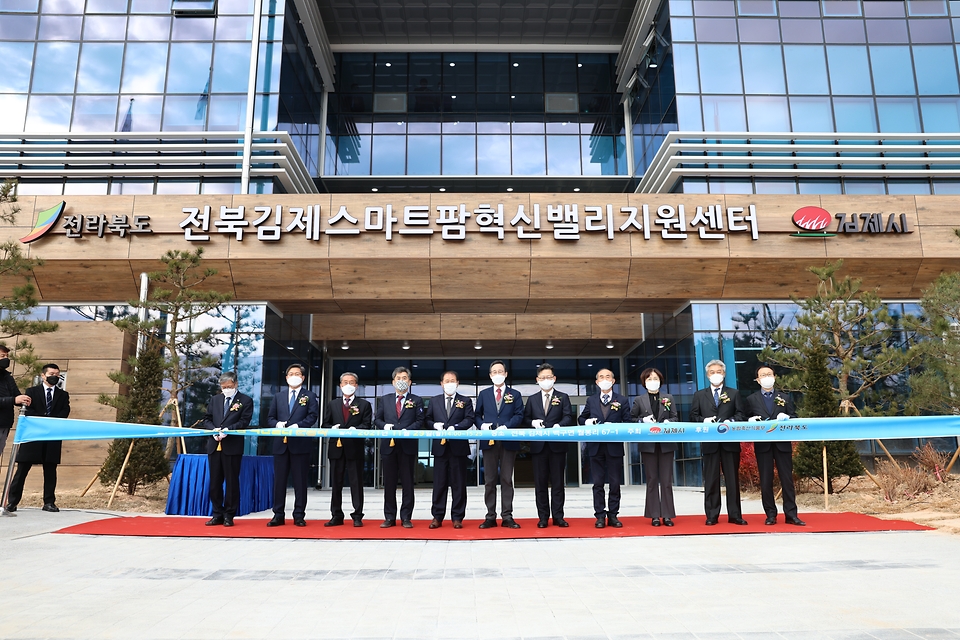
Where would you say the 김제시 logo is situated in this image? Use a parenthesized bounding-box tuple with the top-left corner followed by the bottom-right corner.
(19, 201, 66, 244)
(791, 206, 836, 237)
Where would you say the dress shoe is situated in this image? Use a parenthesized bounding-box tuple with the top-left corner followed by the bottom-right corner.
(501, 518, 520, 529)
(294, 519, 306, 527)
(608, 515, 623, 528)
(324, 518, 344, 527)
(662, 518, 674, 527)
(380, 520, 395, 528)
(205, 516, 224, 526)
(705, 518, 718, 526)
(267, 515, 285, 527)
(765, 516, 777, 526)
(452, 521, 463, 529)
(595, 517, 606, 529)
(3, 505, 16, 513)
(651, 518, 661, 527)
(223, 518, 234, 527)
(429, 519, 442, 529)
(786, 517, 807, 526)
(729, 518, 748, 526)
(401, 520, 413, 529)
(478, 518, 497, 529)
(353, 519, 363, 527)
(42, 503, 59, 513)
(537, 519, 548, 529)
(553, 518, 569, 528)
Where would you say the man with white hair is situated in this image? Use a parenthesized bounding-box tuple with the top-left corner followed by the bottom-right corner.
(689, 359, 746, 526)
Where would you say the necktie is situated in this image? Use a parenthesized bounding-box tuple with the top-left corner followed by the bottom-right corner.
(602, 394, 609, 405)
(713, 388, 720, 407)
(763, 392, 774, 415)
(223, 395, 230, 417)
(543, 393, 550, 414)
(495, 387, 502, 404)
(46, 388, 53, 415)
(289, 390, 296, 413)
(446, 396, 453, 416)
(396, 395, 403, 417)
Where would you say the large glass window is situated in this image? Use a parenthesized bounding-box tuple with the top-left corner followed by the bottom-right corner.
(913, 45, 959, 95)
(870, 46, 917, 94)
(32, 42, 79, 93)
(211, 42, 251, 93)
(72, 95, 118, 130)
(783, 45, 829, 94)
(370, 134, 405, 175)
(0, 42, 33, 93)
(476, 135, 510, 175)
(25, 94, 73, 131)
(834, 97, 878, 132)
(740, 44, 785, 94)
(76, 43, 124, 94)
(877, 97, 921, 131)
(826, 46, 873, 95)
(746, 96, 789, 130)
(698, 44, 742, 93)
(921, 98, 960, 132)
(546, 135, 580, 175)
(702, 95, 745, 130)
(121, 42, 168, 93)
(511, 135, 545, 175)
(167, 42, 213, 94)
(442, 135, 475, 174)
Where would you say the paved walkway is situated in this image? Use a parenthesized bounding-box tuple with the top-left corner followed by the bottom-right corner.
(1, 485, 958, 640)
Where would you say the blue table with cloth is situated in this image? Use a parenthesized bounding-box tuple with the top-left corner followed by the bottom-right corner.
(165, 454, 274, 516)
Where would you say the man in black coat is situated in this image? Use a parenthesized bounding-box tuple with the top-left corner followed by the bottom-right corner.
(6, 363, 70, 512)
(689, 359, 746, 526)
(202, 371, 254, 527)
(374, 366, 424, 528)
(524, 363, 574, 528)
(321, 370, 372, 527)
(746, 365, 805, 527)
(423, 370, 475, 529)
(0, 345, 30, 464)
(266, 363, 320, 527)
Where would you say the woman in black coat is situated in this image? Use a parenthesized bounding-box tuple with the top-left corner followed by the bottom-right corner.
(629, 367, 679, 526)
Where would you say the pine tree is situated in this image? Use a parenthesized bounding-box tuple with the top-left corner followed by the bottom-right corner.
(906, 268, 960, 416)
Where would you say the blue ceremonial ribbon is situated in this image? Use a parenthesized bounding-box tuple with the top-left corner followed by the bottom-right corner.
(13, 414, 960, 444)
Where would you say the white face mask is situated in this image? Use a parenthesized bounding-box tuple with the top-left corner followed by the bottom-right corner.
(287, 376, 303, 388)
(708, 373, 724, 387)
(222, 387, 237, 399)
(443, 382, 458, 396)
(537, 378, 555, 391)
(597, 379, 614, 392)
(645, 380, 661, 393)
(490, 374, 506, 386)
(394, 379, 410, 393)
(341, 384, 357, 397)
(758, 376, 775, 390)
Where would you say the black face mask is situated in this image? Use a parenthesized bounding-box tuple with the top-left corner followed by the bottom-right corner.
(45, 375, 60, 386)
(0, 358, 9, 370)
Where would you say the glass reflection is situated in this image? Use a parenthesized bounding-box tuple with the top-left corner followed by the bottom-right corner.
(76, 43, 124, 94)
(212, 42, 251, 93)
(72, 95, 118, 131)
(32, 42, 79, 93)
(121, 43, 168, 93)
(0, 42, 33, 92)
(167, 42, 213, 93)
(511, 135, 545, 175)
(25, 94, 72, 131)
(476, 135, 510, 175)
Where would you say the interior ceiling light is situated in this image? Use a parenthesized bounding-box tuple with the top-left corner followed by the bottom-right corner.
(402, 340, 410, 350)
(341, 341, 349, 350)
(545, 341, 554, 350)
(606, 340, 614, 349)
(474, 341, 483, 350)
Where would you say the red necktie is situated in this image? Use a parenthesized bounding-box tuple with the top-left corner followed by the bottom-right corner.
(396, 395, 403, 417)
(342, 399, 350, 423)
(496, 387, 502, 404)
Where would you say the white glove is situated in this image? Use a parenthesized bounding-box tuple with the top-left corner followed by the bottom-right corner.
(480, 423, 492, 430)
(642, 415, 654, 424)
(585, 418, 598, 426)
(532, 419, 544, 429)
(496, 425, 507, 431)
(348, 426, 356, 430)
(662, 419, 671, 423)
(703, 417, 717, 423)
(447, 426, 455, 431)
(777, 413, 790, 420)
(275, 421, 286, 428)
(288, 423, 299, 429)
(383, 424, 393, 431)
(748, 416, 761, 422)
(213, 429, 226, 441)
(434, 422, 445, 430)
(331, 423, 341, 429)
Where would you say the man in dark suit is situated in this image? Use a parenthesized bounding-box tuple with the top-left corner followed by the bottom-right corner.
(689, 359, 746, 526)
(0, 344, 30, 465)
(6, 363, 69, 513)
(321, 370, 372, 527)
(424, 370, 475, 529)
(201, 371, 254, 527)
(524, 363, 574, 528)
(746, 365, 805, 527)
(578, 368, 631, 528)
(474, 360, 524, 529)
(267, 363, 319, 527)
(374, 366, 424, 528)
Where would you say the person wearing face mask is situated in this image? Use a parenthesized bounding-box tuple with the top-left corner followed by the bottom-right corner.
(474, 360, 525, 529)
(423, 370, 475, 529)
(629, 367, 679, 527)
(321, 371, 372, 527)
(746, 366, 805, 527)
(689, 359, 746, 526)
(523, 363, 574, 528)
(6, 363, 69, 513)
(374, 366, 424, 528)
(266, 364, 319, 527)
(0, 345, 31, 466)
(200, 371, 254, 527)
(578, 368, 631, 529)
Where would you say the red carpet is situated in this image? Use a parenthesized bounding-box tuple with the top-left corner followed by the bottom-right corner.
(54, 512, 931, 540)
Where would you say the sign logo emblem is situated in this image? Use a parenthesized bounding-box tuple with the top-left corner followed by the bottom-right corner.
(791, 206, 836, 237)
(716, 423, 728, 434)
(20, 201, 66, 244)
(649, 426, 662, 434)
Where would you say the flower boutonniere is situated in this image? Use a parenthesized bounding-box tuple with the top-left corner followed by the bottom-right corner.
(298, 396, 308, 406)
(455, 399, 465, 409)
(229, 401, 242, 412)
(503, 394, 514, 404)
(661, 397, 671, 410)
(404, 400, 415, 409)
(349, 405, 360, 416)
(719, 392, 730, 404)
(610, 401, 622, 411)
(775, 396, 786, 407)
(551, 396, 561, 406)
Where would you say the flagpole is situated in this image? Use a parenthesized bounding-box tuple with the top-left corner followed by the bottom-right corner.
(240, 0, 264, 194)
